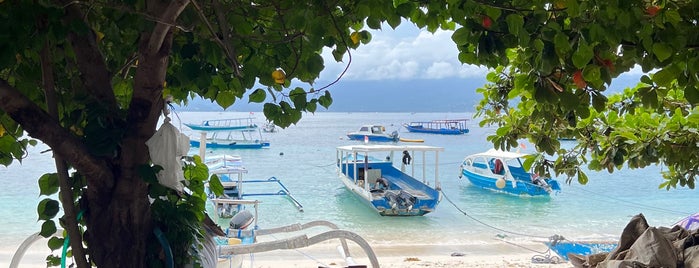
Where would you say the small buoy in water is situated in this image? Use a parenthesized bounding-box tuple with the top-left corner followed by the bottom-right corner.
(279, 152, 284, 156)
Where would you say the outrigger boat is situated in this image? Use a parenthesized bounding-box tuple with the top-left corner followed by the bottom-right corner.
(336, 144, 444, 216)
(459, 149, 561, 196)
(403, 119, 470, 135)
(186, 118, 270, 149)
(346, 124, 399, 142)
(205, 154, 303, 220)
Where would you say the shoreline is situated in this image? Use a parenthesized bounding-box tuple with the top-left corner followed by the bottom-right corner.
(2, 238, 572, 268)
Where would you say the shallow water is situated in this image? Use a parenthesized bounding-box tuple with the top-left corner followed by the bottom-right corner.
(2, 111, 697, 253)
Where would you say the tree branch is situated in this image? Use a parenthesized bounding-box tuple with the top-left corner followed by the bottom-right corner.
(62, 4, 118, 111)
(192, 0, 242, 77)
(40, 33, 90, 268)
(0, 79, 114, 195)
(147, 0, 190, 54)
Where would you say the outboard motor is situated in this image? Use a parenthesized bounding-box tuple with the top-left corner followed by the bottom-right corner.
(229, 210, 254, 230)
(391, 130, 399, 140)
(397, 190, 417, 210)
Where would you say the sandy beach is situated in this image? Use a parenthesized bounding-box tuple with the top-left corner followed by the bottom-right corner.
(4, 238, 573, 268)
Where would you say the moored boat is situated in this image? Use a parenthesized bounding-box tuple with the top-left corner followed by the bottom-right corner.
(346, 124, 399, 142)
(186, 117, 270, 149)
(544, 236, 617, 261)
(458, 149, 561, 196)
(336, 144, 444, 216)
(205, 154, 303, 220)
(403, 119, 470, 135)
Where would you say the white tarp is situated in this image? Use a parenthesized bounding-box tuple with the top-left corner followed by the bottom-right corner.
(146, 117, 189, 192)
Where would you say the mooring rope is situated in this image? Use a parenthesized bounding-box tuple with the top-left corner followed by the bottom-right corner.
(440, 189, 565, 264)
(440, 189, 550, 239)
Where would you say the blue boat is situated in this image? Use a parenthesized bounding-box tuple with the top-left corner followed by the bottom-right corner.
(403, 119, 470, 135)
(186, 117, 270, 149)
(336, 144, 444, 216)
(459, 149, 561, 196)
(346, 125, 399, 142)
(545, 238, 617, 261)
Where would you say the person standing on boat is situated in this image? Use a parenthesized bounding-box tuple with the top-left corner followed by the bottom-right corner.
(402, 150, 411, 165)
(401, 150, 411, 172)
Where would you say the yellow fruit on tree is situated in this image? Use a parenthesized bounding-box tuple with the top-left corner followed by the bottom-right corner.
(272, 70, 286, 84)
(96, 31, 105, 42)
(350, 32, 360, 45)
(0, 124, 5, 137)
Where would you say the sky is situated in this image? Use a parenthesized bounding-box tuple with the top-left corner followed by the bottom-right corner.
(182, 21, 645, 112)
(317, 23, 489, 82)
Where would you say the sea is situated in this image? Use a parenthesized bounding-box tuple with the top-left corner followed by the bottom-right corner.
(2, 111, 698, 262)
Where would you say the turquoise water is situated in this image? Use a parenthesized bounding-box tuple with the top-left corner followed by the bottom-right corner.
(2, 111, 697, 252)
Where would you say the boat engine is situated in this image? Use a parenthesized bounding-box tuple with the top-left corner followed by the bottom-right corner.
(384, 190, 417, 211)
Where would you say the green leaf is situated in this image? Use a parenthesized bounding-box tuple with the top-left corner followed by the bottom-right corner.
(248, 88, 266, 103)
(38, 173, 59, 196)
(553, 32, 571, 57)
(40, 220, 57, 238)
(652, 43, 672, 62)
(451, 27, 470, 46)
(572, 40, 593, 69)
(652, 69, 675, 87)
(505, 14, 524, 35)
(591, 92, 607, 112)
(684, 85, 699, 105)
(215, 90, 235, 109)
(306, 54, 324, 75)
(289, 87, 307, 110)
(306, 99, 318, 113)
(37, 198, 59, 221)
(318, 90, 333, 109)
(208, 174, 224, 197)
(48, 237, 64, 251)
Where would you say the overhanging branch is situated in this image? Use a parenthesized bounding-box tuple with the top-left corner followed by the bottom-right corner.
(147, 0, 190, 54)
(0, 79, 114, 193)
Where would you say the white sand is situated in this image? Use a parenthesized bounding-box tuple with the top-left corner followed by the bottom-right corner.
(3, 239, 572, 267)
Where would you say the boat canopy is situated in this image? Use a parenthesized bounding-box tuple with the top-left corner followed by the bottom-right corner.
(467, 148, 530, 160)
(336, 144, 444, 153)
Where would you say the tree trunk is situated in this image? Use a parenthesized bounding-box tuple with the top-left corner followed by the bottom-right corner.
(83, 28, 173, 267)
(85, 174, 152, 268)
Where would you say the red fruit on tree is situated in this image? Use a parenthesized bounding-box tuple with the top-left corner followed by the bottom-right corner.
(482, 16, 492, 29)
(573, 70, 587, 89)
(646, 6, 661, 17)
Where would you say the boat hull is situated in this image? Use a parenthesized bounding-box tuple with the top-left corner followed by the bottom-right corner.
(403, 119, 470, 135)
(461, 170, 555, 196)
(346, 134, 398, 142)
(404, 125, 468, 135)
(545, 241, 617, 261)
(191, 139, 270, 149)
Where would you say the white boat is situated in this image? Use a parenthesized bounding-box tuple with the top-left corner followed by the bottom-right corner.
(186, 118, 270, 149)
(346, 124, 399, 142)
(459, 149, 561, 196)
(335, 144, 444, 216)
(262, 121, 277, 133)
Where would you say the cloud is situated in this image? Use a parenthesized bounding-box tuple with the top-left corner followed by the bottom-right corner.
(320, 24, 487, 82)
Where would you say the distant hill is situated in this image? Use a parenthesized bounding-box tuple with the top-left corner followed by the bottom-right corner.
(178, 78, 488, 113)
(177, 74, 643, 113)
